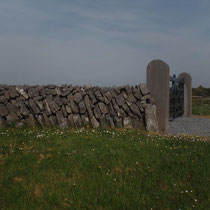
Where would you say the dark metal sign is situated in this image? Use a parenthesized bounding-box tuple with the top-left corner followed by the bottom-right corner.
(169, 74, 184, 120)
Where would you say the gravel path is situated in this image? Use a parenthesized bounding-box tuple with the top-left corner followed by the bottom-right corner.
(168, 116, 210, 136)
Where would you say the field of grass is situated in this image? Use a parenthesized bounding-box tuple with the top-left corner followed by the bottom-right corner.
(0, 128, 210, 209)
(192, 98, 210, 116)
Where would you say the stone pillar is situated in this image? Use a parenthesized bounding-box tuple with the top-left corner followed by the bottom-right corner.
(178, 73, 192, 117)
(146, 60, 170, 132)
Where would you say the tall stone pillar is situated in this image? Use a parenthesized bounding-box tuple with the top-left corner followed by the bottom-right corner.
(146, 60, 170, 132)
(178, 73, 192, 117)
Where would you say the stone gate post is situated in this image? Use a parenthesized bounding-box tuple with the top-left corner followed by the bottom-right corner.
(178, 73, 192, 117)
(146, 60, 170, 132)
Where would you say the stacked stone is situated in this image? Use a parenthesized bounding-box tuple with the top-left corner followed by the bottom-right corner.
(0, 84, 154, 129)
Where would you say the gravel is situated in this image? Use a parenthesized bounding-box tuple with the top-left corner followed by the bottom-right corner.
(168, 117, 210, 136)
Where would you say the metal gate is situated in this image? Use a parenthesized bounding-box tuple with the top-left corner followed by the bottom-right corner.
(169, 74, 184, 120)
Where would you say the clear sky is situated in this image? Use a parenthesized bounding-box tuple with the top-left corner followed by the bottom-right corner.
(0, 0, 209, 87)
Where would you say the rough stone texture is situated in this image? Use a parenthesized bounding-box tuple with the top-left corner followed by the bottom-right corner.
(0, 84, 158, 130)
(145, 104, 159, 132)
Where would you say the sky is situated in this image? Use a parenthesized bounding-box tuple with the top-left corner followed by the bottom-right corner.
(0, 0, 210, 87)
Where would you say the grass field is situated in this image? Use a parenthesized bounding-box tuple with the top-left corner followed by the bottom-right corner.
(192, 98, 210, 116)
(0, 128, 210, 209)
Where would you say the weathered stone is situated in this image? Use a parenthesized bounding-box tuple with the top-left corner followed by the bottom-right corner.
(44, 99, 52, 115)
(122, 104, 134, 118)
(43, 114, 51, 127)
(113, 87, 120, 95)
(98, 102, 108, 114)
(37, 114, 45, 127)
(16, 87, 28, 99)
(55, 88, 61, 96)
(84, 95, 93, 118)
(145, 104, 159, 132)
(99, 114, 107, 128)
(36, 101, 44, 111)
(56, 110, 68, 128)
(93, 105, 101, 119)
(81, 114, 89, 126)
(131, 118, 142, 129)
(73, 92, 83, 104)
(127, 93, 137, 103)
(139, 84, 150, 96)
(119, 109, 127, 118)
(0, 95, 7, 104)
(62, 97, 68, 105)
(73, 114, 82, 127)
(62, 105, 68, 117)
(8, 87, 19, 99)
(106, 114, 115, 128)
(26, 114, 36, 127)
(130, 104, 141, 117)
(20, 104, 30, 116)
(123, 117, 132, 128)
(0, 117, 5, 127)
(28, 87, 40, 98)
(132, 87, 141, 100)
(54, 96, 63, 107)
(45, 88, 57, 95)
(65, 105, 72, 114)
(67, 114, 74, 127)
(0, 104, 8, 117)
(79, 101, 86, 114)
(90, 116, 100, 128)
(6, 114, 14, 124)
(48, 101, 60, 113)
(108, 103, 116, 117)
(49, 115, 58, 126)
(114, 117, 122, 128)
(115, 94, 125, 106)
(29, 99, 40, 114)
(141, 94, 152, 102)
(124, 85, 131, 95)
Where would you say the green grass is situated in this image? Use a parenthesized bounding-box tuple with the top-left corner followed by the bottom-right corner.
(0, 128, 210, 210)
(192, 98, 210, 116)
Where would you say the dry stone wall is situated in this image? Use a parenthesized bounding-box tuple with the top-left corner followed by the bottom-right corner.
(0, 84, 158, 130)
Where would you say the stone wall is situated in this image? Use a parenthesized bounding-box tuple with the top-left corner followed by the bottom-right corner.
(0, 84, 158, 131)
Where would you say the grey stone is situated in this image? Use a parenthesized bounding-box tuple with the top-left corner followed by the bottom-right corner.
(68, 114, 74, 127)
(79, 101, 86, 114)
(106, 114, 115, 128)
(56, 110, 68, 128)
(99, 114, 107, 128)
(54, 96, 63, 107)
(20, 104, 30, 117)
(124, 85, 131, 94)
(66, 105, 72, 114)
(73, 114, 82, 127)
(29, 99, 40, 114)
(73, 92, 83, 104)
(55, 88, 61, 96)
(127, 93, 137, 103)
(28, 87, 40, 98)
(122, 104, 134, 118)
(81, 114, 90, 126)
(0, 95, 7, 104)
(8, 87, 19, 99)
(105, 91, 113, 101)
(131, 118, 142, 129)
(123, 117, 132, 128)
(115, 94, 125, 106)
(130, 104, 141, 117)
(43, 114, 51, 127)
(49, 115, 58, 126)
(37, 114, 45, 127)
(132, 87, 141, 100)
(62, 105, 68, 117)
(84, 95, 93, 118)
(36, 101, 44, 111)
(90, 116, 100, 128)
(114, 117, 122, 128)
(44, 99, 52, 115)
(45, 88, 57, 95)
(139, 84, 150, 96)
(145, 104, 159, 132)
(0, 104, 8, 117)
(93, 105, 101, 119)
(48, 101, 60, 113)
(26, 114, 36, 127)
(98, 102, 109, 114)
(141, 94, 152, 102)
